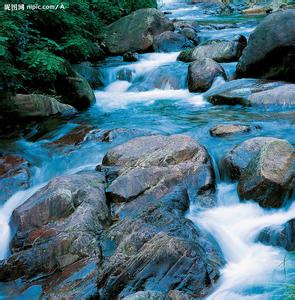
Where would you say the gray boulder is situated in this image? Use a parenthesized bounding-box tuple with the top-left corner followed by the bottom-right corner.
(153, 31, 194, 52)
(96, 135, 223, 299)
(188, 58, 226, 92)
(204, 78, 295, 107)
(102, 9, 174, 55)
(236, 9, 295, 82)
(178, 35, 247, 63)
(238, 139, 294, 208)
(54, 64, 96, 111)
(0, 93, 76, 119)
(0, 172, 110, 281)
(72, 61, 104, 89)
(257, 219, 295, 251)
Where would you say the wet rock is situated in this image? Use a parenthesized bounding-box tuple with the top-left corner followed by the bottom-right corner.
(188, 58, 226, 92)
(242, 6, 270, 14)
(129, 63, 188, 91)
(47, 124, 94, 148)
(123, 52, 139, 62)
(210, 124, 251, 137)
(178, 35, 247, 63)
(220, 137, 286, 180)
(41, 258, 98, 299)
(97, 134, 223, 299)
(236, 9, 295, 82)
(238, 139, 294, 208)
(204, 78, 295, 107)
(0, 155, 30, 204)
(0, 172, 109, 281)
(123, 291, 169, 300)
(153, 31, 194, 52)
(72, 61, 104, 89)
(102, 9, 174, 55)
(257, 219, 295, 251)
(0, 93, 76, 119)
(180, 27, 199, 45)
(86, 128, 152, 144)
(54, 63, 96, 111)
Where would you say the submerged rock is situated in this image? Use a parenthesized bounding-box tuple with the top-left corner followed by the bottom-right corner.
(257, 219, 295, 251)
(97, 134, 223, 299)
(178, 35, 247, 63)
(220, 137, 294, 208)
(153, 31, 194, 52)
(236, 9, 295, 82)
(204, 78, 295, 107)
(0, 93, 76, 119)
(0, 155, 30, 204)
(0, 172, 109, 281)
(188, 58, 226, 92)
(102, 9, 174, 55)
(210, 124, 251, 137)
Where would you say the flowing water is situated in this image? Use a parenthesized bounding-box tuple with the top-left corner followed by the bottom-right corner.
(0, 0, 294, 298)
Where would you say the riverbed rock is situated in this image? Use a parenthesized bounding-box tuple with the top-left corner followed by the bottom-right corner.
(153, 31, 194, 52)
(102, 9, 174, 55)
(220, 137, 288, 180)
(72, 61, 104, 88)
(178, 35, 247, 63)
(236, 9, 295, 82)
(54, 64, 96, 111)
(188, 58, 226, 92)
(204, 78, 295, 107)
(210, 124, 251, 136)
(180, 27, 199, 45)
(0, 155, 30, 204)
(257, 219, 295, 251)
(0, 93, 76, 119)
(238, 139, 294, 208)
(0, 172, 109, 281)
(129, 63, 188, 91)
(123, 52, 139, 62)
(96, 134, 222, 298)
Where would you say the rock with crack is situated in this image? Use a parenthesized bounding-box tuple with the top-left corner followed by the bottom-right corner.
(0, 172, 110, 281)
(96, 134, 224, 299)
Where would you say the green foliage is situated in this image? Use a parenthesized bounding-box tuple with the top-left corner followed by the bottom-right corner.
(22, 50, 67, 81)
(1, 0, 157, 91)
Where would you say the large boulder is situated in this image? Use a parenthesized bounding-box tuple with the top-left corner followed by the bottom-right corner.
(188, 58, 226, 92)
(257, 219, 295, 251)
(102, 9, 174, 55)
(0, 93, 76, 119)
(153, 31, 194, 52)
(72, 61, 104, 89)
(236, 9, 295, 82)
(0, 154, 30, 204)
(54, 63, 96, 111)
(0, 172, 110, 281)
(204, 78, 295, 107)
(238, 139, 294, 208)
(178, 35, 247, 63)
(220, 137, 294, 208)
(96, 135, 224, 299)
